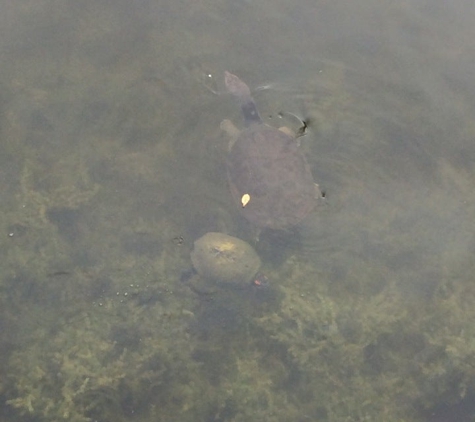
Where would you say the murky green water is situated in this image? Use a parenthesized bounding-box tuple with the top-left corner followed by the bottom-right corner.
(1, 0, 475, 421)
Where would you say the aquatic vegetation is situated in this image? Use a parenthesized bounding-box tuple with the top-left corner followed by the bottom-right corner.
(13, 159, 100, 231)
(5, 294, 199, 421)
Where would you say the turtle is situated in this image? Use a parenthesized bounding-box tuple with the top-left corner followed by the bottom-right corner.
(221, 71, 320, 230)
(190, 232, 263, 289)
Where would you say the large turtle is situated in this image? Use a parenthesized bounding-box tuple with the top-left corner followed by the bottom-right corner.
(221, 71, 320, 230)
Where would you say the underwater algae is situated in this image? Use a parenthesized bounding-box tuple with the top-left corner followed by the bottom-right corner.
(5, 300, 200, 422)
(8, 255, 475, 422)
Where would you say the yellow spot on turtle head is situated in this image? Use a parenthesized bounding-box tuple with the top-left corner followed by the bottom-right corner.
(241, 193, 251, 208)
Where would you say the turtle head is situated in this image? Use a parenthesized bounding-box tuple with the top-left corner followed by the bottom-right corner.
(224, 71, 252, 99)
(224, 72, 261, 125)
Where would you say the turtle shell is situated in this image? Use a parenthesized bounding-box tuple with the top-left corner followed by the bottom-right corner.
(191, 232, 261, 286)
(227, 124, 316, 229)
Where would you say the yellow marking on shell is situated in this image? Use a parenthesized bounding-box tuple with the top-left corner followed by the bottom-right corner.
(241, 193, 251, 208)
(217, 241, 236, 252)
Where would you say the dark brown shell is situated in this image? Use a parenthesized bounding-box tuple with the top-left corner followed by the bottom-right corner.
(227, 124, 316, 229)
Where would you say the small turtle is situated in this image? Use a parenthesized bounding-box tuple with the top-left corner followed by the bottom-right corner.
(221, 72, 320, 230)
(190, 232, 262, 289)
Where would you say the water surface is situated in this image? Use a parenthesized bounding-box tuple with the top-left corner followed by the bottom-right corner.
(0, 0, 474, 421)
